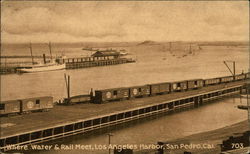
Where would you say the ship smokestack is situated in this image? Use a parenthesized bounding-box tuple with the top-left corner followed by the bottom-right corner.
(43, 54, 46, 64)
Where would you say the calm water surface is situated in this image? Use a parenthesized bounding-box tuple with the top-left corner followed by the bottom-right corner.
(1, 44, 249, 154)
(28, 97, 248, 154)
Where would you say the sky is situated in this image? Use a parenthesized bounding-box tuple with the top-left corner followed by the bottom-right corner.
(1, 1, 249, 43)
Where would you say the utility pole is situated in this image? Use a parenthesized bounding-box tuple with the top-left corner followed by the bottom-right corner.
(107, 133, 113, 154)
(233, 61, 235, 77)
(68, 75, 70, 99)
(64, 74, 70, 99)
(29, 43, 34, 64)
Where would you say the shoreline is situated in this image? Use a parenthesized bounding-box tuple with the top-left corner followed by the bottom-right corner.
(136, 120, 249, 154)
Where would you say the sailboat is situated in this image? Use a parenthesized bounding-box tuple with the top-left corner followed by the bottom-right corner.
(17, 42, 66, 73)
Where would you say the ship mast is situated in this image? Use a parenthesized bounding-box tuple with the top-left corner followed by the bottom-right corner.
(29, 43, 34, 64)
(49, 42, 53, 61)
(189, 43, 192, 53)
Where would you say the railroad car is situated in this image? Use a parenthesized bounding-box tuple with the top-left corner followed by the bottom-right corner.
(62, 95, 90, 105)
(129, 85, 150, 98)
(187, 79, 203, 89)
(203, 77, 221, 86)
(93, 88, 129, 103)
(234, 74, 246, 81)
(21, 96, 53, 112)
(245, 72, 250, 79)
(0, 96, 53, 116)
(149, 82, 171, 95)
(171, 80, 188, 92)
(220, 76, 234, 83)
(0, 100, 21, 115)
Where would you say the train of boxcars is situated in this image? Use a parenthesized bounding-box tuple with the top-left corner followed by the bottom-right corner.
(91, 73, 249, 104)
(0, 96, 53, 116)
(0, 73, 249, 115)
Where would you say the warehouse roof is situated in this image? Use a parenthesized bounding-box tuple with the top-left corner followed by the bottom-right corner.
(92, 50, 120, 57)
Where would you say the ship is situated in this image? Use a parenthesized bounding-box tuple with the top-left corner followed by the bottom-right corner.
(17, 42, 66, 73)
(17, 62, 66, 73)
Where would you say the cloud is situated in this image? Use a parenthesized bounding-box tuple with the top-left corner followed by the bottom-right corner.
(2, 6, 126, 39)
(1, 1, 249, 43)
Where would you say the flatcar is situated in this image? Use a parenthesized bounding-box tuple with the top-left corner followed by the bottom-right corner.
(234, 74, 246, 81)
(149, 82, 171, 95)
(171, 80, 188, 92)
(61, 95, 91, 105)
(221, 76, 234, 83)
(93, 87, 129, 104)
(203, 77, 221, 86)
(187, 79, 203, 89)
(0, 96, 53, 116)
(129, 85, 150, 98)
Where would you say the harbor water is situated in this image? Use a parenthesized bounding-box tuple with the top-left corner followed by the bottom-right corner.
(27, 97, 248, 154)
(1, 44, 248, 101)
(0, 43, 249, 153)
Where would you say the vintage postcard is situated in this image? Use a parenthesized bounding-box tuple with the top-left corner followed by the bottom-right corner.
(0, 1, 249, 154)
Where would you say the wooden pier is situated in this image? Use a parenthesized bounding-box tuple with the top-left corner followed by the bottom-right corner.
(0, 67, 18, 75)
(0, 80, 247, 151)
(64, 57, 135, 69)
(0, 57, 135, 74)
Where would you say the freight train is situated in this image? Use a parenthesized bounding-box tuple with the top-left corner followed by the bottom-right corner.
(0, 96, 53, 116)
(91, 73, 249, 104)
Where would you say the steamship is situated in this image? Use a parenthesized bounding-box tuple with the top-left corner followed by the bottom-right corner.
(17, 62, 65, 73)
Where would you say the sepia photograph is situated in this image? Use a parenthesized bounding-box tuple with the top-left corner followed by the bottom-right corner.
(0, 1, 249, 154)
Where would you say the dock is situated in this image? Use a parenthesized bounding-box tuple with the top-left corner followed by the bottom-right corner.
(0, 66, 19, 75)
(0, 56, 135, 75)
(0, 80, 247, 150)
(63, 57, 135, 69)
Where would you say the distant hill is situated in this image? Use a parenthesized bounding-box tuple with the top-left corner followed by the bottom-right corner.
(198, 41, 249, 46)
(137, 40, 159, 46)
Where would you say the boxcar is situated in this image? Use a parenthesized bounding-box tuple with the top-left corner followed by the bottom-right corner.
(187, 79, 203, 89)
(245, 72, 250, 79)
(0, 100, 21, 115)
(203, 78, 221, 86)
(221, 76, 234, 83)
(234, 74, 246, 81)
(21, 96, 53, 112)
(94, 87, 129, 103)
(171, 80, 188, 92)
(149, 82, 171, 95)
(129, 85, 150, 98)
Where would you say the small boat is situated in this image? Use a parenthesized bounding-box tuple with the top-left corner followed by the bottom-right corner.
(120, 51, 128, 56)
(17, 62, 65, 73)
(237, 105, 250, 110)
(82, 47, 93, 51)
(119, 49, 128, 56)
